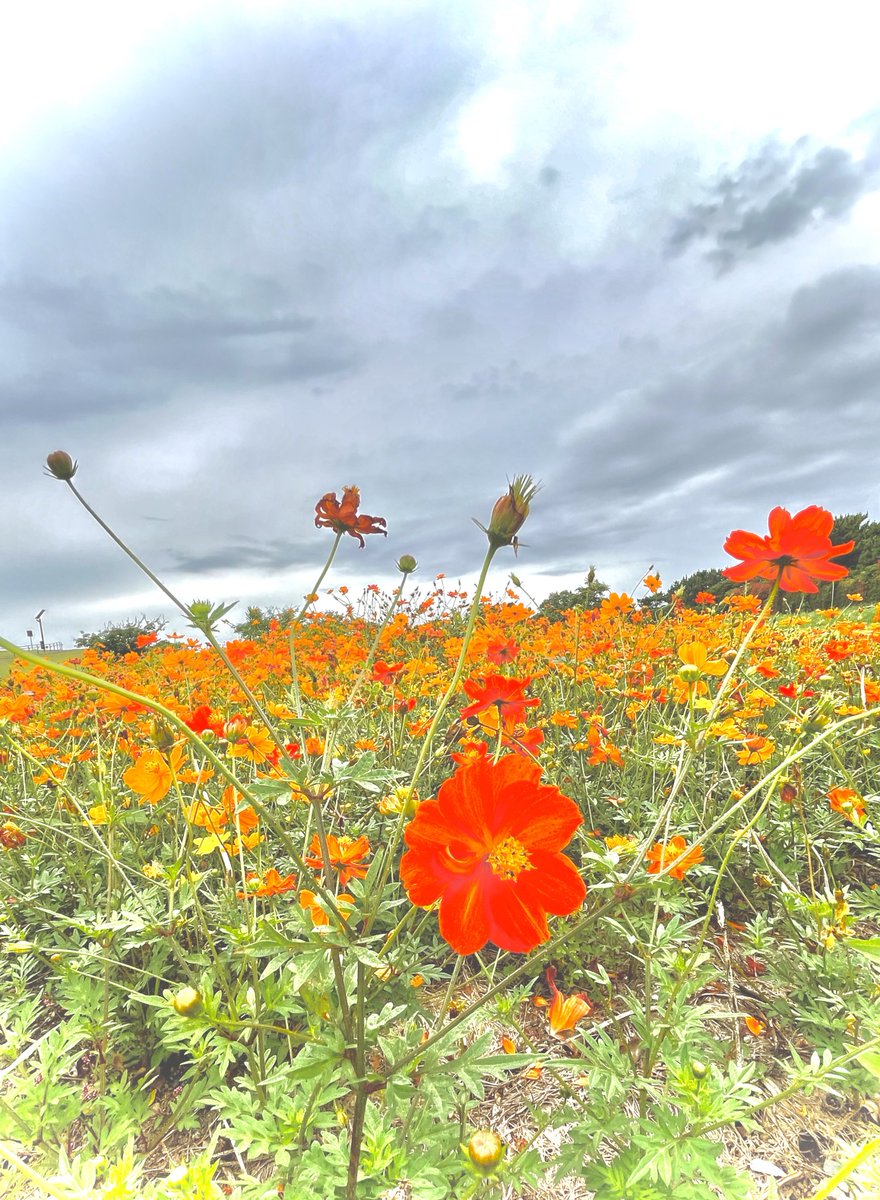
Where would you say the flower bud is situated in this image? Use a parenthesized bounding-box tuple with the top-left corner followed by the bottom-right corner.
(172, 986, 202, 1017)
(46, 450, 78, 481)
(677, 664, 701, 684)
(485, 475, 539, 548)
(691, 1060, 708, 1079)
(396, 555, 417, 574)
(151, 721, 176, 753)
(466, 1130, 505, 1176)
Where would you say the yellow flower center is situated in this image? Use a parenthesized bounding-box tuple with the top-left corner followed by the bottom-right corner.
(487, 835, 531, 881)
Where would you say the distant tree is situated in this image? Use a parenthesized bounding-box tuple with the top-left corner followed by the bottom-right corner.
(664, 567, 737, 607)
(539, 566, 609, 622)
(75, 615, 167, 657)
(229, 605, 298, 637)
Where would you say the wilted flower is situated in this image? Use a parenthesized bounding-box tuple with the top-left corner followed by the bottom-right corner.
(314, 486, 387, 547)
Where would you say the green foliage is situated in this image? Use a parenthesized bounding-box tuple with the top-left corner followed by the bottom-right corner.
(74, 614, 167, 656)
(539, 564, 609, 620)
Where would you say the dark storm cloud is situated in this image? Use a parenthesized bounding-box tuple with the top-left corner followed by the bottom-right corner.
(166, 534, 318, 574)
(0, 274, 361, 424)
(667, 135, 880, 272)
(540, 265, 880, 578)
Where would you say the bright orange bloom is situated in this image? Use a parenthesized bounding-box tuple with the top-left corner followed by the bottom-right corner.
(695, 591, 716, 605)
(828, 786, 866, 825)
(305, 833, 371, 886)
(237, 867, 297, 898)
(460, 674, 539, 727)
(123, 746, 184, 805)
(314, 486, 387, 547)
(600, 593, 634, 617)
(399, 754, 586, 955)
(723, 506, 854, 594)
(743, 1015, 766, 1036)
(545, 965, 593, 1036)
(643, 574, 662, 594)
(736, 736, 775, 766)
(645, 836, 703, 881)
(225, 723, 274, 764)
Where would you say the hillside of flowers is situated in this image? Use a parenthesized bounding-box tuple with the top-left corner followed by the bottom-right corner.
(1, 456, 879, 1200)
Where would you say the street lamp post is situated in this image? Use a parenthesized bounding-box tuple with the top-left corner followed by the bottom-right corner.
(34, 609, 46, 651)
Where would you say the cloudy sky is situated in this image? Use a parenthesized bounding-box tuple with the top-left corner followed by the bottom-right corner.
(3, 0, 880, 647)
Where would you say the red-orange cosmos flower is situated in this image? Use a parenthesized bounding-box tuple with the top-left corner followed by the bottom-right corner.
(723, 506, 854, 594)
(399, 755, 586, 955)
(314, 486, 387, 548)
(305, 833, 371, 886)
(460, 674, 540, 727)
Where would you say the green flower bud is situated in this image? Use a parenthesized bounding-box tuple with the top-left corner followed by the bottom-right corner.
(466, 1130, 505, 1176)
(45, 450, 78, 481)
(397, 555, 417, 574)
(691, 1060, 708, 1079)
(485, 475, 540, 549)
(677, 664, 701, 684)
(172, 986, 202, 1017)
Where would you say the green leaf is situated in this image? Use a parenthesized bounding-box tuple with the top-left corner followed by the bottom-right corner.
(848, 937, 880, 966)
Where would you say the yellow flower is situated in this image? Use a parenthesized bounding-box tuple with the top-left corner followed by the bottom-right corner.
(677, 641, 727, 677)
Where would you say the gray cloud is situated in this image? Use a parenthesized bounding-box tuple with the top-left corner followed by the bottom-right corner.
(3, 6, 880, 645)
(667, 136, 880, 272)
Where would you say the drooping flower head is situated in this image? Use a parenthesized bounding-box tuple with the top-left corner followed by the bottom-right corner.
(400, 754, 586, 955)
(545, 965, 593, 1037)
(314, 486, 387, 547)
(723, 506, 854, 594)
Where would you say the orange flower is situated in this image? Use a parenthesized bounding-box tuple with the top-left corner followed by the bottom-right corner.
(736, 736, 775, 766)
(314, 486, 387, 547)
(400, 754, 586, 955)
(305, 833, 371, 886)
(645, 836, 703, 881)
(123, 746, 185, 805)
(642, 574, 662, 594)
(828, 786, 866, 825)
(545, 966, 593, 1037)
(743, 1015, 766, 1036)
(695, 591, 716, 604)
(600, 593, 634, 617)
(486, 638, 520, 665)
(238, 867, 297, 898)
(225, 723, 274, 764)
(723, 506, 854, 594)
(460, 674, 539, 727)
(0, 822, 27, 849)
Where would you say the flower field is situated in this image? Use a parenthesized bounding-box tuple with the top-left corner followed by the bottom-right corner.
(1, 464, 879, 1200)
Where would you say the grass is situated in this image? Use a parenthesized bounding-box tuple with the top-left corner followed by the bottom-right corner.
(0, 649, 78, 682)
